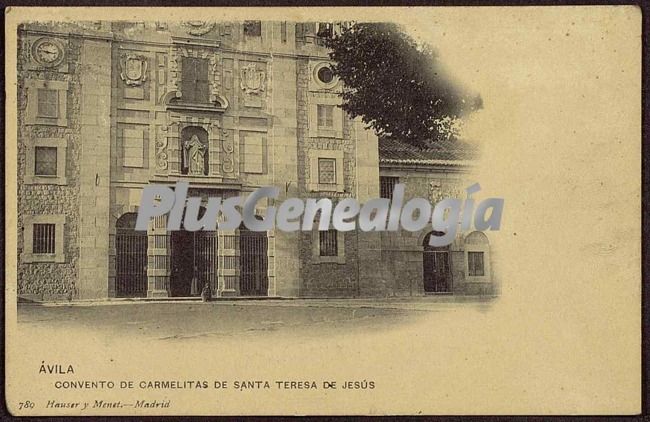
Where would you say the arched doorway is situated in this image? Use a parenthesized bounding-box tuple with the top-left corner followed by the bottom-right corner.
(422, 231, 452, 293)
(170, 206, 218, 297)
(239, 224, 268, 296)
(115, 213, 148, 297)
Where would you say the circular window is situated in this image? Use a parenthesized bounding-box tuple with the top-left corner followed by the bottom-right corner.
(313, 62, 338, 88)
(317, 66, 334, 84)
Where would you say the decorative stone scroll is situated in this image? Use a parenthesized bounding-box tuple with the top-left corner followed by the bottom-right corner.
(222, 129, 235, 174)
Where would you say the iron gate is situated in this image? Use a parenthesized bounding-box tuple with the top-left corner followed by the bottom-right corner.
(240, 229, 268, 296)
(115, 214, 148, 297)
(170, 230, 218, 297)
(196, 232, 218, 294)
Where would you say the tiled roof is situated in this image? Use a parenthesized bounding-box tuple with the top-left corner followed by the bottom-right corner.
(378, 137, 479, 166)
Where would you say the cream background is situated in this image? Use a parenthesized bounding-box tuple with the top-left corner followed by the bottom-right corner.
(5, 6, 641, 415)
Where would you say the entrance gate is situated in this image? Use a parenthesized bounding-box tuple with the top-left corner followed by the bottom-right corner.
(423, 231, 452, 293)
(115, 213, 148, 297)
(170, 231, 218, 297)
(239, 228, 268, 296)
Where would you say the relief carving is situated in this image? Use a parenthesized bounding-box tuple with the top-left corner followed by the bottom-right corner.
(119, 54, 148, 87)
(181, 21, 215, 36)
(155, 135, 168, 171)
(240, 63, 266, 95)
(222, 129, 234, 174)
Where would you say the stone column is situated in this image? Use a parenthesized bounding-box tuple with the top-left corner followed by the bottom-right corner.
(147, 215, 170, 297)
(217, 229, 239, 296)
(77, 37, 112, 299)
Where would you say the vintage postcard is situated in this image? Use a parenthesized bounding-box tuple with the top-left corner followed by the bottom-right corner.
(4, 6, 642, 416)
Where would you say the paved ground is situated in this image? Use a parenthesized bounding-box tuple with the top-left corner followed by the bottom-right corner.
(17, 297, 495, 342)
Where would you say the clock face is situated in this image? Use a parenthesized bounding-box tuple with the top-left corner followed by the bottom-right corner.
(32, 38, 63, 66)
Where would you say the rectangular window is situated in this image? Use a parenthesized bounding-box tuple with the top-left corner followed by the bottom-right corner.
(244, 20, 262, 36)
(181, 57, 210, 104)
(317, 22, 333, 38)
(33, 223, 56, 254)
(319, 229, 338, 257)
(468, 251, 485, 276)
(37, 88, 58, 118)
(317, 105, 334, 128)
(34, 146, 58, 176)
(380, 176, 399, 200)
(318, 158, 336, 184)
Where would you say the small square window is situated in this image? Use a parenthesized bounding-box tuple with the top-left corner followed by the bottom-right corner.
(33, 223, 56, 254)
(37, 88, 58, 118)
(317, 104, 334, 128)
(468, 251, 485, 276)
(380, 176, 399, 200)
(244, 21, 262, 37)
(319, 229, 338, 257)
(34, 146, 58, 176)
(318, 158, 336, 184)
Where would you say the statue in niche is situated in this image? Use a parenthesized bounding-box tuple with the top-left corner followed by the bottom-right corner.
(183, 135, 207, 175)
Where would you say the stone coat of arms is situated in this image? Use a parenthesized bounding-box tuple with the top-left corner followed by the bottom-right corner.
(240, 63, 266, 95)
(119, 54, 148, 87)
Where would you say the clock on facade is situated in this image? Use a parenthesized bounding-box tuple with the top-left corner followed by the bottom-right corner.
(32, 38, 65, 67)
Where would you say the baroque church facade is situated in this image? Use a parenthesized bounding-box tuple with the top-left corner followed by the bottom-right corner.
(16, 20, 497, 300)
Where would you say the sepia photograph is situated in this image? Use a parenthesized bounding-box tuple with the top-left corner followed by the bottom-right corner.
(4, 6, 642, 416)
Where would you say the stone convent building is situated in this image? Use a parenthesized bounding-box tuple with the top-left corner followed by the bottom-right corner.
(17, 20, 497, 300)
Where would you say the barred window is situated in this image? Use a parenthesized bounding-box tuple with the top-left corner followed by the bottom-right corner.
(317, 104, 334, 128)
(380, 176, 399, 200)
(34, 146, 58, 176)
(37, 88, 58, 118)
(181, 57, 210, 104)
(319, 229, 338, 257)
(33, 223, 56, 254)
(243, 20, 261, 36)
(468, 251, 485, 276)
(318, 158, 336, 184)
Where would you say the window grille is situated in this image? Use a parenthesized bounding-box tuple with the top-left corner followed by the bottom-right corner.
(468, 251, 485, 276)
(33, 223, 56, 254)
(319, 229, 338, 257)
(34, 146, 58, 176)
(380, 176, 399, 200)
(318, 158, 336, 184)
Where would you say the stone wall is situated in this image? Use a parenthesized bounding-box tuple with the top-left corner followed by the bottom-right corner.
(379, 166, 497, 295)
(16, 30, 83, 301)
